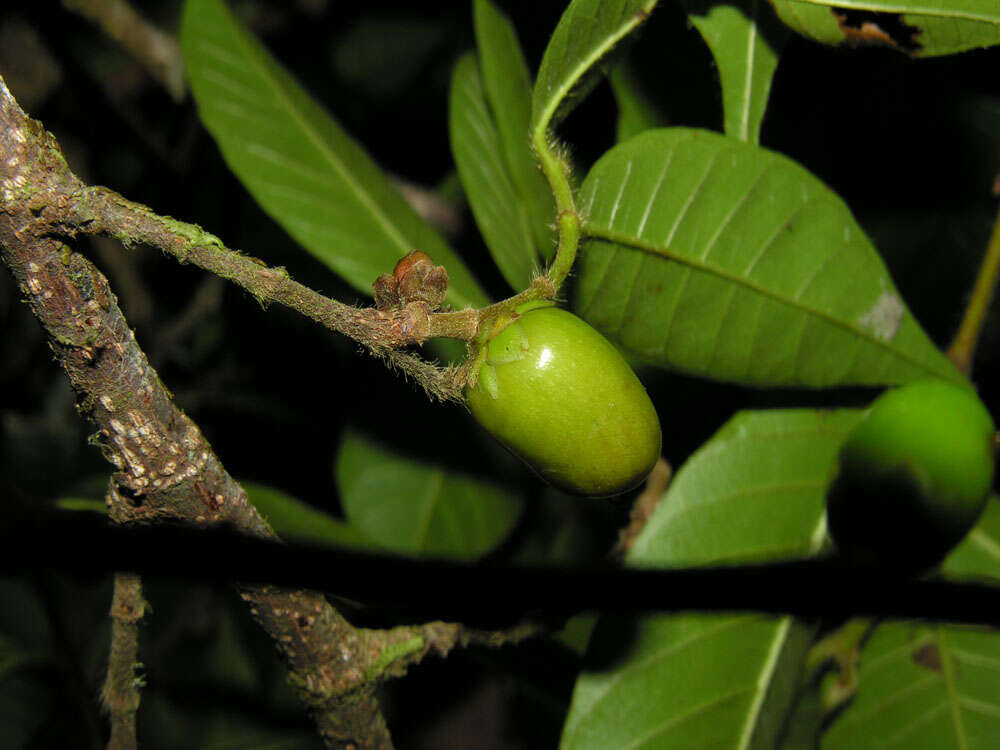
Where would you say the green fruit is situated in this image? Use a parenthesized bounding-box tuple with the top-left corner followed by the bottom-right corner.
(827, 379, 996, 570)
(465, 302, 661, 497)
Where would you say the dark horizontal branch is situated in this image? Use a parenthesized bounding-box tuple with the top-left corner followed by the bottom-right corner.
(8, 513, 1000, 628)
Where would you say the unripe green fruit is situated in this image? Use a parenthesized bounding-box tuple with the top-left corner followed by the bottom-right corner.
(465, 302, 661, 497)
(827, 380, 996, 570)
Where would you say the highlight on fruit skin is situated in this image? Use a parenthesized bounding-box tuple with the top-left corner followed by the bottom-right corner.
(465, 301, 661, 497)
(826, 379, 997, 570)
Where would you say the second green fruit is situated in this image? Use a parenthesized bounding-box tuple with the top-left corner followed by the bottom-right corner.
(827, 379, 996, 569)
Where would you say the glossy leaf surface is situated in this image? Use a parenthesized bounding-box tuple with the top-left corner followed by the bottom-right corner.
(474, 0, 555, 260)
(682, 0, 788, 143)
(823, 499, 1000, 750)
(562, 409, 862, 749)
(576, 128, 962, 387)
(450, 54, 538, 290)
(181, 0, 487, 308)
(242, 482, 372, 550)
(335, 429, 523, 559)
(532, 0, 659, 137)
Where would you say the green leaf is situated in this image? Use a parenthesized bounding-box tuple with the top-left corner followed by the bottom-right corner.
(770, 0, 1000, 57)
(561, 409, 863, 750)
(609, 62, 668, 142)
(575, 128, 963, 387)
(180, 0, 488, 308)
(778, 679, 824, 750)
(682, 0, 788, 144)
(335, 429, 524, 560)
(785, 0, 998, 23)
(769, 0, 851, 45)
(473, 0, 556, 261)
(242, 482, 372, 550)
(532, 0, 660, 138)
(823, 500, 1000, 750)
(53, 497, 106, 513)
(449, 54, 538, 290)
(203, 605, 259, 694)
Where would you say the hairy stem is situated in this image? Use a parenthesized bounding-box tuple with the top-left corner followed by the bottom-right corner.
(0, 73, 474, 400)
(532, 129, 581, 292)
(76, 185, 482, 349)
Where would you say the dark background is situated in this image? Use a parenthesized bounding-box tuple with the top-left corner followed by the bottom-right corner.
(0, 1, 998, 747)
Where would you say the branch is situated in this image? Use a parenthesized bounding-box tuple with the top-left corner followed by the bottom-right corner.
(612, 457, 672, 561)
(61, 0, 186, 102)
(74, 185, 478, 346)
(0, 78, 477, 401)
(0, 73, 536, 748)
(86, 185, 478, 399)
(8, 520, 1000, 628)
(101, 572, 145, 750)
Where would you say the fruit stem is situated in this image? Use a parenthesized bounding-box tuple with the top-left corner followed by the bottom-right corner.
(532, 128, 580, 292)
(435, 126, 581, 347)
(948, 200, 1000, 375)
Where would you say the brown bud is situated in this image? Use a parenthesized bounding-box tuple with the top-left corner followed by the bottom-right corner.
(393, 250, 433, 282)
(374, 250, 449, 311)
(398, 263, 448, 310)
(373, 273, 400, 310)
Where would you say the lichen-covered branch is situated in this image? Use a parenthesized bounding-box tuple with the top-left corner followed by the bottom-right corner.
(0, 75, 476, 402)
(0, 73, 392, 748)
(102, 572, 145, 750)
(72, 184, 481, 349)
(0, 73, 542, 749)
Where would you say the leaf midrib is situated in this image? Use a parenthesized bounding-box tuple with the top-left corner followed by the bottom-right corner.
(226, 19, 407, 250)
(937, 629, 970, 750)
(533, 1, 657, 138)
(413, 470, 445, 552)
(738, 0, 759, 143)
(583, 224, 952, 380)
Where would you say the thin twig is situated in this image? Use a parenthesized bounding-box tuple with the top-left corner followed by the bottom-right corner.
(948, 200, 1000, 375)
(74, 184, 481, 346)
(0, 74, 478, 399)
(101, 572, 145, 750)
(61, 0, 186, 102)
(612, 457, 672, 561)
